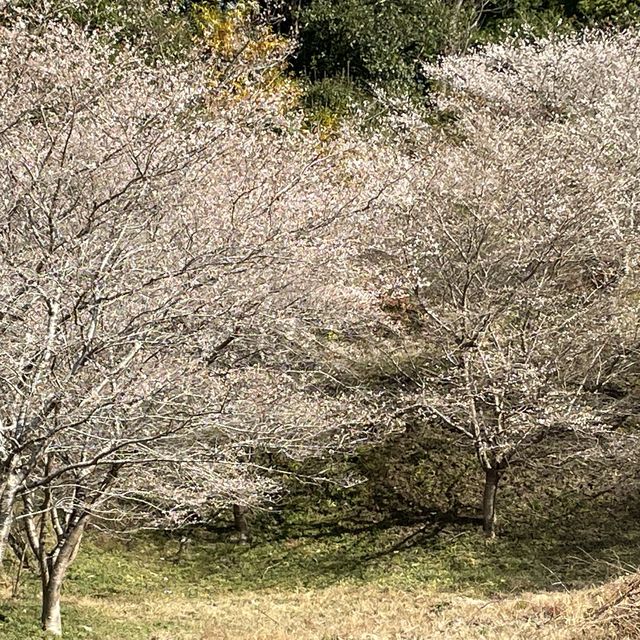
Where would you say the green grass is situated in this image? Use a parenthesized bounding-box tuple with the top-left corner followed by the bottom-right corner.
(0, 484, 639, 638)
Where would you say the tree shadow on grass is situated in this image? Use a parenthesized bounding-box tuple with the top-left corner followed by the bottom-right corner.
(84, 488, 640, 601)
(180, 489, 640, 596)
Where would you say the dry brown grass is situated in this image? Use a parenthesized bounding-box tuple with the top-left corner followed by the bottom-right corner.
(581, 574, 640, 639)
(62, 579, 640, 640)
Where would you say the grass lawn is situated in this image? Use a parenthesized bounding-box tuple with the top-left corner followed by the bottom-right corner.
(0, 487, 638, 639)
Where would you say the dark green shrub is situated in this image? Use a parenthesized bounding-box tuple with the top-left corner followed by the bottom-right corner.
(294, 0, 479, 92)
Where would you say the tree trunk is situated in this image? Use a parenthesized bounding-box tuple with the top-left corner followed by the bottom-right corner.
(233, 504, 250, 544)
(39, 516, 89, 636)
(41, 574, 63, 636)
(482, 467, 500, 538)
(0, 471, 22, 568)
(12, 541, 27, 598)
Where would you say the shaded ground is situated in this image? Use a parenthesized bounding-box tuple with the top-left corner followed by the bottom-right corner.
(0, 484, 639, 638)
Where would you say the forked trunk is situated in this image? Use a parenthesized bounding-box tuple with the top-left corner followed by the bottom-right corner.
(39, 516, 88, 636)
(233, 504, 250, 544)
(482, 467, 500, 538)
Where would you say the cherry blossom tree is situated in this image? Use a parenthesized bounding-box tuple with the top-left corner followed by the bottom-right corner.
(0, 16, 396, 633)
(342, 30, 640, 537)
(6, 8, 640, 635)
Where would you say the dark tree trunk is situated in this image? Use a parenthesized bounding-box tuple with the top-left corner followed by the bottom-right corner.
(174, 536, 190, 563)
(233, 504, 250, 544)
(482, 467, 500, 538)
